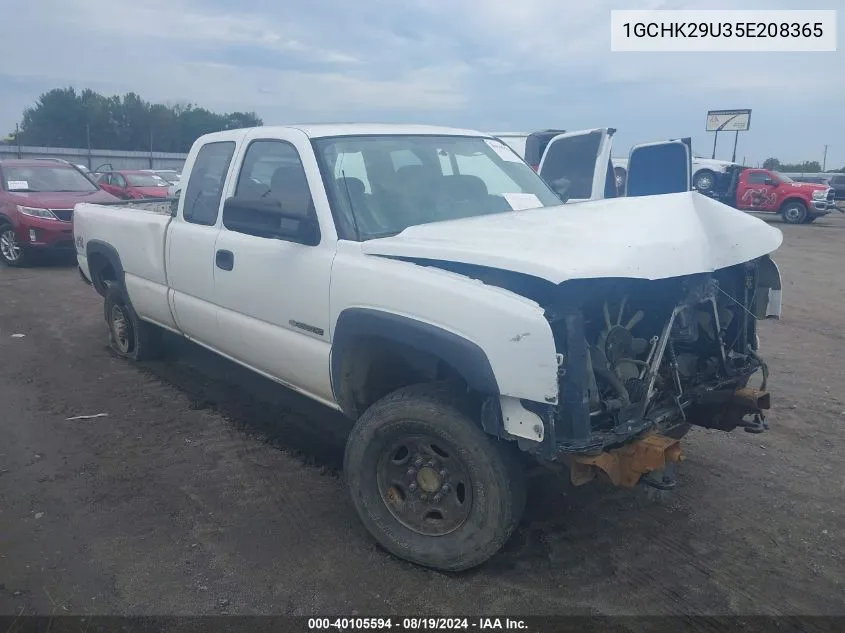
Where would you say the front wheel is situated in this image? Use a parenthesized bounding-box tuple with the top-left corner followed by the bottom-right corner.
(344, 383, 526, 572)
(0, 224, 27, 267)
(780, 201, 808, 225)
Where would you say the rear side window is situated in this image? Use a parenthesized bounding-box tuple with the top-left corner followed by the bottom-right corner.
(183, 141, 236, 226)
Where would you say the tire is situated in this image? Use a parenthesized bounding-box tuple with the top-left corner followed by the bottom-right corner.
(103, 282, 162, 361)
(780, 200, 808, 225)
(614, 167, 627, 192)
(344, 382, 526, 572)
(0, 223, 28, 267)
(803, 215, 819, 224)
(693, 169, 716, 193)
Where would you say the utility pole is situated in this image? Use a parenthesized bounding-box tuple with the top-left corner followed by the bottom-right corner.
(15, 123, 21, 158)
(822, 144, 828, 172)
(86, 123, 92, 169)
(731, 130, 739, 163)
(149, 126, 154, 169)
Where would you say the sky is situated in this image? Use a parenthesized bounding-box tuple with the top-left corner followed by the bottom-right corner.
(0, 0, 842, 167)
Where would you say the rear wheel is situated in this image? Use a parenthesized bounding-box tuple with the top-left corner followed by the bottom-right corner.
(693, 169, 716, 193)
(0, 224, 27, 267)
(103, 283, 162, 361)
(781, 201, 808, 225)
(344, 383, 526, 572)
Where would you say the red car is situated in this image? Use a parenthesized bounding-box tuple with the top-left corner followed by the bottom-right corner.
(95, 170, 171, 200)
(0, 159, 120, 267)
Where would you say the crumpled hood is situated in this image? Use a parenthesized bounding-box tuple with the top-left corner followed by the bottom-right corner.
(361, 191, 783, 284)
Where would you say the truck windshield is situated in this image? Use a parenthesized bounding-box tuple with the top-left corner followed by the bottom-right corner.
(313, 134, 562, 240)
(773, 171, 794, 183)
(2, 165, 99, 192)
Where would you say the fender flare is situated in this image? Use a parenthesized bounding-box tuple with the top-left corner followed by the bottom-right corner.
(85, 240, 125, 296)
(330, 307, 499, 417)
(778, 196, 808, 212)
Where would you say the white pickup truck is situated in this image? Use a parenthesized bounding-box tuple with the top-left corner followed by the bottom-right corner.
(74, 124, 783, 572)
(492, 129, 736, 196)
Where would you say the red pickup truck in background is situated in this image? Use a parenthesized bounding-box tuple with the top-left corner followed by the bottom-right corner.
(704, 167, 839, 224)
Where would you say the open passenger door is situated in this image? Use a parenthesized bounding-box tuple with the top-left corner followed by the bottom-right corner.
(625, 138, 692, 197)
(536, 128, 616, 203)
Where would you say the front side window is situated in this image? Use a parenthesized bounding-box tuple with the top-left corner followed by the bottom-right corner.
(747, 172, 769, 185)
(2, 165, 99, 193)
(314, 134, 561, 240)
(229, 139, 317, 242)
(183, 141, 236, 226)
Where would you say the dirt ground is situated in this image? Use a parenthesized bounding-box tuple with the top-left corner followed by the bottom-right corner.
(1, 211, 844, 618)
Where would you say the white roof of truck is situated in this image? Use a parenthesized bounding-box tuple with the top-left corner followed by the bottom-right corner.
(203, 123, 489, 141)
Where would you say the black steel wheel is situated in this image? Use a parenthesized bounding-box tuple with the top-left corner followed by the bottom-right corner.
(344, 383, 526, 572)
(103, 283, 163, 361)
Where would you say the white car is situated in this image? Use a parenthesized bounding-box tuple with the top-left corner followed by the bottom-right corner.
(73, 124, 783, 572)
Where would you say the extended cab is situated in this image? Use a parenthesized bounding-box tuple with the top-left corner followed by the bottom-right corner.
(74, 124, 783, 572)
(704, 167, 837, 224)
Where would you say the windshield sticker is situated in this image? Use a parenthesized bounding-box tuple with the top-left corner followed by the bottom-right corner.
(7, 180, 29, 190)
(485, 139, 522, 162)
(502, 192, 542, 211)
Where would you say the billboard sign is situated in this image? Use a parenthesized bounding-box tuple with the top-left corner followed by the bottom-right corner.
(706, 109, 751, 132)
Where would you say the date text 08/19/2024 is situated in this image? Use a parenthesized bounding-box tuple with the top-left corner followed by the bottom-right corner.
(307, 618, 530, 631)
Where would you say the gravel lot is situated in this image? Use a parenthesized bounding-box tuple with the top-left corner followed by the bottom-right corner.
(1, 212, 844, 617)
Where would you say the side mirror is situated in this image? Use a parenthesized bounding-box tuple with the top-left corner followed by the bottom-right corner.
(222, 196, 311, 240)
(764, 177, 776, 186)
(550, 177, 571, 203)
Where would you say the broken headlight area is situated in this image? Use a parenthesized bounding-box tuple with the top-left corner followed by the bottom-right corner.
(537, 261, 772, 461)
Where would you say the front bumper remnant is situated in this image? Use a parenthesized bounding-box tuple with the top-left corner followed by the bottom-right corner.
(568, 434, 683, 488)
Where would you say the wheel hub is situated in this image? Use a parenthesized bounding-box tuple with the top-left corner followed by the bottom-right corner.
(0, 229, 21, 263)
(377, 436, 472, 536)
(110, 305, 131, 353)
(416, 466, 441, 493)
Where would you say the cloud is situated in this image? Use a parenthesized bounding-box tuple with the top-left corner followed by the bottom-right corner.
(0, 0, 842, 165)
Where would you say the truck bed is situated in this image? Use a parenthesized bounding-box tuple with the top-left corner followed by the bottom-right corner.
(74, 201, 173, 290)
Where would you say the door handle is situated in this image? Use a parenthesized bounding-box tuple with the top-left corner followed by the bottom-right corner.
(215, 249, 234, 271)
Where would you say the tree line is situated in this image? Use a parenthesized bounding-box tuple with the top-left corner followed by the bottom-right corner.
(3, 87, 263, 153)
(762, 157, 844, 173)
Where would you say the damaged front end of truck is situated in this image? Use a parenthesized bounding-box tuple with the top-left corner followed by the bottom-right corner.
(532, 255, 781, 489)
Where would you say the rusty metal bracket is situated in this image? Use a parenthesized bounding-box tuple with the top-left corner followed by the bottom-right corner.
(569, 434, 684, 488)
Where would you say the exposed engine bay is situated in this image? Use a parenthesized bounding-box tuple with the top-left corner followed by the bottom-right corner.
(387, 251, 779, 461)
(542, 260, 774, 455)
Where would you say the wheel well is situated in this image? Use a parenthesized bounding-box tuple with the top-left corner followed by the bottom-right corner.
(88, 252, 118, 297)
(779, 197, 807, 211)
(335, 336, 473, 419)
